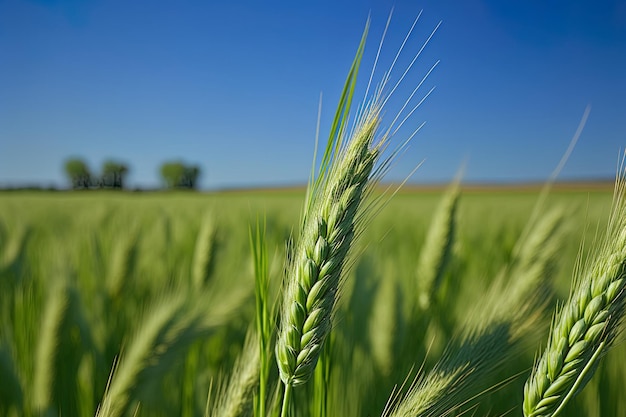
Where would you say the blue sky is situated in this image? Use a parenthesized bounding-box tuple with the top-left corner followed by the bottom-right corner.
(1, 0, 625, 189)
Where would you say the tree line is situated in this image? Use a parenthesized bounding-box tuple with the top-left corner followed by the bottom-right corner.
(64, 158, 201, 190)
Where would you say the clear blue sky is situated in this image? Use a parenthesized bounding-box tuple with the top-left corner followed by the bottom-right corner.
(1, 0, 625, 189)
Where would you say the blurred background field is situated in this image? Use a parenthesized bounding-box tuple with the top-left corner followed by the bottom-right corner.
(1, 185, 625, 416)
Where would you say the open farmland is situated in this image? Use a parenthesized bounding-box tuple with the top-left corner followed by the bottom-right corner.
(1, 186, 624, 417)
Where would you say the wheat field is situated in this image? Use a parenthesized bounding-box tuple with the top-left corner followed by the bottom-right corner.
(2, 13, 626, 417)
(1, 185, 625, 417)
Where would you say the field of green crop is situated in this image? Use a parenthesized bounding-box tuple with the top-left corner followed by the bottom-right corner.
(1, 186, 624, 417)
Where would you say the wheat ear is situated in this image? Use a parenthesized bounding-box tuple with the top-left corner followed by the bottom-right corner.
(276, 8, 442, 413)
(416, 181, 460, 310)
(213, 330, 260, 417)
(386, 208, 565, 417)
(523, 167, 626, 417)
(275, 24, 386, 416)
(192, 213, 217, 289)
(33, 280, 70, 414)
(275, 108, 381, 387)
(96, 291, 239, 417)
(107, 227, 139, 300)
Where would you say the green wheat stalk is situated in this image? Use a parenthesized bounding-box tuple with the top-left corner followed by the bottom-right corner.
(275, 19, 382, 416)
(523, 164, 626, 417)
(33, 280, 71, 415)
(107, 227, 139, 300)
(416, 180, 460, 310)
(250, 220, 274, 417)
(386, 207, 565, 417)
(193, 213, 217, 289)
(212, 330, 260, 417)
(275, 10, 441, 415)
(96, 290, 241, 417)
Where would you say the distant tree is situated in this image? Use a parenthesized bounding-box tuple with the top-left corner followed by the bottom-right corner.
(182, 165, 201, 189)
(101, 160, 129, 189)
(64, 158, 91, 189)
(160, 161, 201, 189)
(160, 162, 185, 189)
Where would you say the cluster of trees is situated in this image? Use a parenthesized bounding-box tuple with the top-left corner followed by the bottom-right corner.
(64, 158, 201, 190)
(64, 159, 128, 190)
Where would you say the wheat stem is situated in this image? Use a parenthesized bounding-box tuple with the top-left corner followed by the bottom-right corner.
(279, 384, 292, 417)
(251, 220, 272, 417)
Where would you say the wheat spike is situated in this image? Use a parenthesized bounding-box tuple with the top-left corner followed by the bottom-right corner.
(386, 207, 565, 417)
(33, 281, 70, 414)
(275, 107, 381, 388)
(416, 181, 460, 310)
(523, 167, 626, 417)
(96, 291, 239, 417)
(192, 213, 217, 289)
(212, 331, 260, 417)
